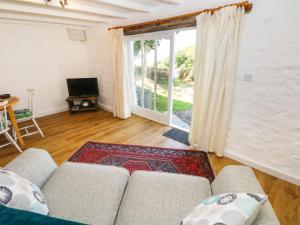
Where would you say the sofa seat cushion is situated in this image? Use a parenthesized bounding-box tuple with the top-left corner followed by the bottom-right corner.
(41, 162, 129, 225)
(115, 171, 212, 225)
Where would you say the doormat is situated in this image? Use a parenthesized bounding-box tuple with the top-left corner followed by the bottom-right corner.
(163, 128, 190, 145)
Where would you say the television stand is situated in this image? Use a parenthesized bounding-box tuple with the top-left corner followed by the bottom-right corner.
(66, 95, 98, 113)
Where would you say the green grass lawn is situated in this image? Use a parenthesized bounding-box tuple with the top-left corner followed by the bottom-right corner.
(173, 79, 193, 88)
(138, 79, 193, 113)
(154, 79, 193, 112)
(152, 93, 192, 113)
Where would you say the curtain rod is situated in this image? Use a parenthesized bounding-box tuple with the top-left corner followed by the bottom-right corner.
(108, 1, 252, 31)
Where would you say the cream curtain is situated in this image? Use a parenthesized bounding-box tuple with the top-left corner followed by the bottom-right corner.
(189, 6, 245, 156)
(110, 28, 131, 119)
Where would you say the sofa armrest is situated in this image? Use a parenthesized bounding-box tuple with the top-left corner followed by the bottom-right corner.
(212, 166, 264, 194)
(212, 165, 281, 225)
(4, 148, 57, 188)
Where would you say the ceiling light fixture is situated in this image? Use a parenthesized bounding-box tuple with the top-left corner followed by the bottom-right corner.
(44, 0, 68, 8)
(59, 0, 68, 7)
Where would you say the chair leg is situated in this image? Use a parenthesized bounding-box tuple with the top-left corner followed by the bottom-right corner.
(32, 118, 44, 138)
(13, 129, 17, 142)
(3, 132, 22, 153)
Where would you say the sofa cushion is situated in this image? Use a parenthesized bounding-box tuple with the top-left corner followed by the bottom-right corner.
(14, 109, 33, 120)
(115, 171, 212, 225)
(181, 193, 268, 225)
(41, 162, 129, 225)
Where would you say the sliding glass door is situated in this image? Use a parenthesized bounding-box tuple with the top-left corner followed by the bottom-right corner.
(128, 33, 175, 124)
(127, 29, 196, 130)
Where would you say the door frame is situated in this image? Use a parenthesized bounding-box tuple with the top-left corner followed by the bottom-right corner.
(126, 30, 176, 125)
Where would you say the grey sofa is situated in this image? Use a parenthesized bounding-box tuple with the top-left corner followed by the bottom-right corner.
(4, 148, 281, 225)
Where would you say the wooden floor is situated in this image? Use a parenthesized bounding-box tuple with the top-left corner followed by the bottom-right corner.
(0, 110, 299, 225)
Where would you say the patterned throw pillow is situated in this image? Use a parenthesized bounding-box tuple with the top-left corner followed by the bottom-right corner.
(0, 169, 48, 215)
(182, 193, 267, 225)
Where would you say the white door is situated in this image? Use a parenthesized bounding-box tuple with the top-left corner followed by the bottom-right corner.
(128, 32, 175, 125)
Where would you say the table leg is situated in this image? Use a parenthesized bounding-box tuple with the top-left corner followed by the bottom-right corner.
(7, 105, 25, 147)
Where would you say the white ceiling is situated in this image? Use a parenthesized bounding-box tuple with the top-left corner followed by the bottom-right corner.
(0, 0, 240, 26)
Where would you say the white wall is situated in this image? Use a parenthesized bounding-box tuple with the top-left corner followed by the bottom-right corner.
(85, 26, 113, 111)
(90, 0, 300, 185)
(0, 20, 89, 116)
(225, 0, 300, 185)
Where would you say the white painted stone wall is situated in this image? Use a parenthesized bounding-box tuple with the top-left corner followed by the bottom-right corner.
(85, 26, 113, 111)
(225, 0, 300, 185)
(0, 21, 89, 116)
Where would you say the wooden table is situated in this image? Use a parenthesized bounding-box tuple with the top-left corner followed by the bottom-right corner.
(0, 97, 25, 147)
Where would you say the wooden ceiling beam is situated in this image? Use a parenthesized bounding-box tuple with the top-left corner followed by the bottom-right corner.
(158, 0, 184, 5)
(9, 0, 128, 19)
(91, 0, 151, 13)
(0, 1, 111, 23)
(0, 12, 95, 27)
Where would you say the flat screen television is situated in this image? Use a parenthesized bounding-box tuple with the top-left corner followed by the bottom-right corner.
(67, 78, 99, 97)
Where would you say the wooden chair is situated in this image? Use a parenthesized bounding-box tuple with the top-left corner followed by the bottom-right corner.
(0, 100, 22, 152)
(13, 89, 44, 140)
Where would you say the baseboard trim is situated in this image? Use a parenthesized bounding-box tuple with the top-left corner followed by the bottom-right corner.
(35, 104, 113, 118)
(224, 149, 300, 186)
(36, 106, 69, 118)
(97, 103, 113, 112)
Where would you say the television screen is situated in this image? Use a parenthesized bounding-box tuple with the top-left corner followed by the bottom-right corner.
(67, 78, 99, 97)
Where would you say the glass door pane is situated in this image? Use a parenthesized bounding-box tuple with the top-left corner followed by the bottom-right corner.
(171, 29, 196, 131)
(143, 40, 155, 110)
(133, 40, 143, 107)
(131, 37, 171, 124)
(156, 38, 170, 114)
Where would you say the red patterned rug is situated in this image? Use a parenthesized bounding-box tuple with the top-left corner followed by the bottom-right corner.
(69, 142, 215, 182)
